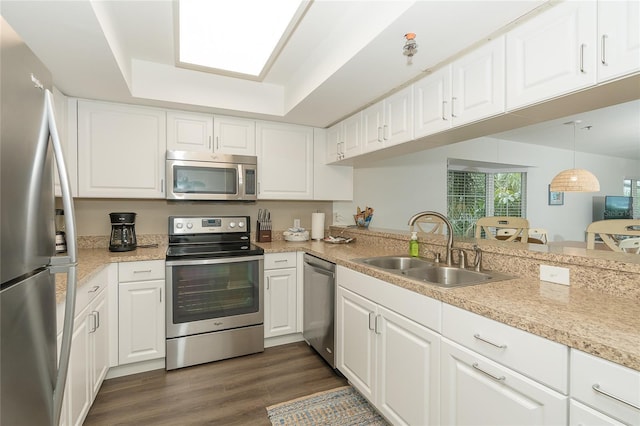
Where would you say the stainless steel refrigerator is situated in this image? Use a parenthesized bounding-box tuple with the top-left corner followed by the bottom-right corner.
(1, 17, 78, 426)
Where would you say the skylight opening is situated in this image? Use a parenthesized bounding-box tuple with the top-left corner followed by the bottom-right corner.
(178, 0, 304, 78)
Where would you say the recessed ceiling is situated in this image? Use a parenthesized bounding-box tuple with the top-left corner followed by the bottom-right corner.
(0, 0, 546, 127)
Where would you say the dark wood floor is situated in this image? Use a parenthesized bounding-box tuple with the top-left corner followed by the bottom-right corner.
(84, 342, 347, 425)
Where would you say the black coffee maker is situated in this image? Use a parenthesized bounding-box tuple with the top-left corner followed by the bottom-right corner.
(109, 212, 137, 252)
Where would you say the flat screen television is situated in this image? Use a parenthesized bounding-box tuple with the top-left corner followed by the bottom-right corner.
(604, 196, 633, 219)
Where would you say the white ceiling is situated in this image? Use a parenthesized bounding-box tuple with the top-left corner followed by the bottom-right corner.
(1, 0, 637, 160)
(1, 0, 546, 127)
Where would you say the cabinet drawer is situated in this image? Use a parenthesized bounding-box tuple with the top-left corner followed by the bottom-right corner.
(264, 252, 297, 270)
(442, 303, 568, 393)
(570, 350, 640, 425)
(118, 260, 165, 282)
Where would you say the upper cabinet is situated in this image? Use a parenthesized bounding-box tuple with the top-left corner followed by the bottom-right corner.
(327, 112, 363, 163)
(414, 36, 506, 139)
(506, 1, 597, 110)
(166, 111, 213, 153)
(256, 121, 313, 200)
(77, 100, 166, 199)
(213, 115, 256, 156)
(362, 86, 413, 153)
(167, 112, 256, 156)
(597, 0, 640, 82)
(314, 128, 353, 201)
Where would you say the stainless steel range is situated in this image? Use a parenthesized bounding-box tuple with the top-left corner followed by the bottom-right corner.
(165, 215, 264, 370)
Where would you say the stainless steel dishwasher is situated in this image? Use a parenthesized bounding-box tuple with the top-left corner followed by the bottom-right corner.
(303, 253, 336, 368)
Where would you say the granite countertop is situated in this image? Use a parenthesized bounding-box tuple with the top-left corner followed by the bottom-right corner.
(257, 240, 640, 372)
(56, 239, 639, 372)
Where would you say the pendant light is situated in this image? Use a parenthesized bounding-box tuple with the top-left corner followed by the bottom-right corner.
(549, 120, 600, 192)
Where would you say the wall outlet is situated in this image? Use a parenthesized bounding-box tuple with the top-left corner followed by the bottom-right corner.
(540, 265, 570, 285)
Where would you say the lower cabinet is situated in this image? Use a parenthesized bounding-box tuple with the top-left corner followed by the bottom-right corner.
(336, 267, 441, 426)
(118, 260, 166, 365)
(440, 338, 567, 425)
(58, 265, 111, 426)
(264, 252, 298, 338)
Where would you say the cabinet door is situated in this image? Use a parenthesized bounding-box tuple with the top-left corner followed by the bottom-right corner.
(166, 111, 213, 152)
(326, 123, 342, 163)
(313, 128, 353, 201)
(361, 102, 384, 153)
(77, 100, 166, 198)
(383, 86, 413, 147)
(67, 308, 90, 426)
(89, 288, 109, 400)
(377, 305, 440, 426)
(451, 36, 506, 126)
(256, 121, 313, 199)
(118, 279, 165, 365)
(570, 400, 626, 426)
(336, 287, 377, 402)
(343, 112, 363, 158)
(414, 66, 452, 138)
(506, 1, 597, 110)
(264, 268, 297, 338)
(597, 0, 640, 82)
(441, 338, 567, 426)
(213, 115, 256, 155)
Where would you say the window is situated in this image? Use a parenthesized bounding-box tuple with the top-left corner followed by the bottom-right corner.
(447, 170, 526, 237)
(623, 179, 640, 219)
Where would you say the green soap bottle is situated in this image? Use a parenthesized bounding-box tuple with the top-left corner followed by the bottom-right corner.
(409, 231, 419, 257)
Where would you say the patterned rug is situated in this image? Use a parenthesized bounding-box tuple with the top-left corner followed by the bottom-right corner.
(266, 386, 389, 425)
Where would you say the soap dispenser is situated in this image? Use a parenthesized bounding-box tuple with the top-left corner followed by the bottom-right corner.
(409, 231, 419, 257)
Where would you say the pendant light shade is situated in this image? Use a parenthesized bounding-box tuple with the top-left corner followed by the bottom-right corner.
(550, 168, 600, 192)
(550, 120, 601, 193)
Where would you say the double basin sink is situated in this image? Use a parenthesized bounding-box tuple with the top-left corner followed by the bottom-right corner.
(354, 255, 513, 288)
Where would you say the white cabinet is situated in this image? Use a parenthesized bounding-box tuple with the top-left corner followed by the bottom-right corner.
(213, 115, 256, 156)
(570, 349, 640, 426)
(313, 128, 353, 201)
(362, 86, 413, 153)
(337, 266, 441, 425)
(256, 121, 313, 199)
(597, 0, 640, 82)
(118, 260, 165, 365)
(414, 36, 505, 139)
(264, 252, 297, 338)
(570, 400, 626, 426)
(326, 112, 362, 162)
(441, 338, 568, 426)
(166, 112, 256, 155)
(77, 100, 166, 198)
(58, 266, 111, 426)
(166, 111, 213, 152)
(506, 1, 597, 110)
(442, 303, 568, 393)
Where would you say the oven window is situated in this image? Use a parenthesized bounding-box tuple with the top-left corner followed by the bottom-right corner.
(173, 165, 237, 194)
(171, 260, 259, 323)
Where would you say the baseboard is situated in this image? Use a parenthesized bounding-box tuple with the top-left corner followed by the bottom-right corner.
(264, 333, 305, 348)
(105, 358, 166, 379)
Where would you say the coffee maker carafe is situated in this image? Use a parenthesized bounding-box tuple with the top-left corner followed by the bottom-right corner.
(109, 212, 137, 252)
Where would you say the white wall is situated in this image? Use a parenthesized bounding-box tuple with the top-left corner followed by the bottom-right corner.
(334, 137, 639, 242)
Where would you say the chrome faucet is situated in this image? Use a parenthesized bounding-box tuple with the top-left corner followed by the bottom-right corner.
(408, 211, 454, 266)
(472, 245, 483, 272)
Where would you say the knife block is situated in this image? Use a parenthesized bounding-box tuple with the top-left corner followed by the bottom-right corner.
(256, 221, 272, 242)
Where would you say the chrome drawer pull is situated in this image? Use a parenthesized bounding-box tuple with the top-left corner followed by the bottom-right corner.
(274, 260, 288, 263)
(474, 333, 507, 349)
(133, 269, 152, 273)
(88, 285, 100, 293)
(472, 363, 505, 382)
(592, 384, 640, 410)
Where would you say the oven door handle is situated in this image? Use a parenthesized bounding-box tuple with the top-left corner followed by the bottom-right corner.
(165, 255, 264, 267)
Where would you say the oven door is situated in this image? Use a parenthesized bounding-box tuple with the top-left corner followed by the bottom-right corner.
(165, 255, 264, 338)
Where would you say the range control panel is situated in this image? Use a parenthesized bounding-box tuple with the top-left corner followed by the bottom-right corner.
(169, 216, 249, 235)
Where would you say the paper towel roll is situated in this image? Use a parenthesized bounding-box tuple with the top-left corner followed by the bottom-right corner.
(311, 212, 325, 240)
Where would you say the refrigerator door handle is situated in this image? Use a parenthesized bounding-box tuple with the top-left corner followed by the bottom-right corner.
(43, 89, 78, 426)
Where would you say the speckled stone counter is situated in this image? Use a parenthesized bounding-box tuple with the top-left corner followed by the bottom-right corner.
(256, 233, 640, 372)
(54, 245, 167, 304)
(57, 229, 639, 372)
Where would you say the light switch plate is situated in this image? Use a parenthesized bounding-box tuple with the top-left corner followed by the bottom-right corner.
(540, 264, 570, 285)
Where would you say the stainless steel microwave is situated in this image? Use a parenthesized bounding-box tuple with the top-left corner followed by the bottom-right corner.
(166, 151, 257, 201)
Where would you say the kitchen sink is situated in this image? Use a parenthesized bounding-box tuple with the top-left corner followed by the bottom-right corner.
(354, 255, 513, 288)
(357, 255, 434, 270)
